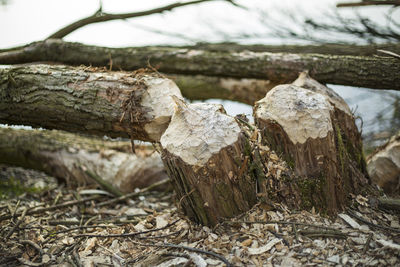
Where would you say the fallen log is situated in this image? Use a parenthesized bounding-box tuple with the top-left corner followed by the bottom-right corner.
(0, 39, 398, 90)
(0, 127, 167, 192)
(254, 73, 372, 214)
(0, 64, 183, 142)
(367, 131, 400, 195)
(159, 97, 258, 226)
(173, 74, 277, 105)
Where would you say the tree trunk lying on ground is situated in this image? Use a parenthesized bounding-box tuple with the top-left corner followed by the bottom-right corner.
(0, 127, 167, 192)
(0, 64, 183, 142)
(254, 73, 372, 214)
(0, 39, 399, 90)
(173, 74, 278, 105)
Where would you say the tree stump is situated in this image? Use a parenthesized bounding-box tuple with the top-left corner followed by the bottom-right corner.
(254, 73, 370, 214)
(160, 97, 258, 226)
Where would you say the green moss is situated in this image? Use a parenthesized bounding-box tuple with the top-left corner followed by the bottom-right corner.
(297, 175, 326, 211)
(335, 125, 346, 174)
(0, 177, 43, 199)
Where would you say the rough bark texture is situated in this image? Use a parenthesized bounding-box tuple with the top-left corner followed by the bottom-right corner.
(254, 74, 371, 214)
(159, 99, 258, 226)
(173, 74, 277, 105)
(0, 39, 398, 90)
(367, 131, 400, 195)
(181, 42, 400, 56)
(0, 127, 167, 192)
(0, 64, 183, 141)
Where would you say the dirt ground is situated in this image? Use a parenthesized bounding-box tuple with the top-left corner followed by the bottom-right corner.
(0, 164, 399, 267)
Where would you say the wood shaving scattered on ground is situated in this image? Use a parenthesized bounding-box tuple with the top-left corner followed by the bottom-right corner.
(0, 165, 399, 266)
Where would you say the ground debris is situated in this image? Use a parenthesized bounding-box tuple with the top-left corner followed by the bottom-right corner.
(0, 165, 399, 266)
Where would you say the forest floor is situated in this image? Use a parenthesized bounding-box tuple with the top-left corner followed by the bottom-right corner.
(0, 164, 399, 267)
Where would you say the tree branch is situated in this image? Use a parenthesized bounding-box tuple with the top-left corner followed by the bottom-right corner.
(47, 0, 226, 39)
(0, 40, 399, 90)
(337, 1, 400, 8)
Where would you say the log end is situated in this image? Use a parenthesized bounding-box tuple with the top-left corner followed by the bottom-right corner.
(161, 100, 241, 167)
(141, 76, 184, 141)
(254, 84, 334, 145)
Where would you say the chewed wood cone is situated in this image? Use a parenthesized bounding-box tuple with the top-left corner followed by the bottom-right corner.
(254, 73, 372, 214)
(160, 96, 258, 226)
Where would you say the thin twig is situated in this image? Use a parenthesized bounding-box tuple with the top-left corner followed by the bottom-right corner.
(5, 207, 28, 239)
(84, 169, 123, 197)
(72, 248, 83, 267)
(75, 219, 180, 238)
(337, 1, 400, 8)
(130, 240, 232, 267)
(0, 196, 102, 222)
(378, 49, 400, 59)
(96, 179, 170, 207)
(19, 239, 45, 255)
(136, 230, 182, 240)
(266, 229, 290, 247)
(347, 209, 400, 233)
(47, 0, 229, 39)
(292, 223, 299, 242)
(44, 225, 118, 238)
(362, 233, 373, 254)
(299, 229, 347, 239)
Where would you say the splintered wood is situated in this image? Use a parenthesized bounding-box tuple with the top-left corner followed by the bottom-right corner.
(160, 97, 257, 226)
(254, 72, 372, 214)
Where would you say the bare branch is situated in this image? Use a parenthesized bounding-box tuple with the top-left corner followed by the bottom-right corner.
(337, 1, 400, 8)
(47, 0, 229, 39)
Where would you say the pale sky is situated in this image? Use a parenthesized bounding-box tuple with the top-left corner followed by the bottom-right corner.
(0, 0, 393, 48)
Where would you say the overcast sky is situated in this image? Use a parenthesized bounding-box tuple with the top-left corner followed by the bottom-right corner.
(0, 0, 393, 48)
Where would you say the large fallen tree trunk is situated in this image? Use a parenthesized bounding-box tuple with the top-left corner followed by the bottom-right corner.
(0, 127, 167, 192)
(0, 39, 398, 90)
(0, 64, 183, 141)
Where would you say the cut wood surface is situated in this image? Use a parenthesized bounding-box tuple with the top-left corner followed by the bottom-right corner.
(0, 64, 183, 141)
(367, 131, 400, 195)
(160, 97, 258, 226)
(1, 39, 399, 90)
(0, 127, 167, 192)
(254, 73, 371, 214)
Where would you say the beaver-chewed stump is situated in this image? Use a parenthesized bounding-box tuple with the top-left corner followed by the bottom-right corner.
(254, 72, 371, 215)
(160, 97, 258, 226)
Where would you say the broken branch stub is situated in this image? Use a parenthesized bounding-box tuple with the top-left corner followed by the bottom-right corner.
(0, 65, 183, 142)
(254, 74, 371, 214)
(160, 97, 258, 226)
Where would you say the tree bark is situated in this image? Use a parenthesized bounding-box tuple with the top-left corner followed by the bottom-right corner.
(254, 73, 372, 214)
(0, 127, 168, 192)
(159, 97, 258, 226)
(0, 64, 183, 142)
(0, 40, 398, 90)
(173, 74, 277, 105)
(183, 42, 400, 56)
